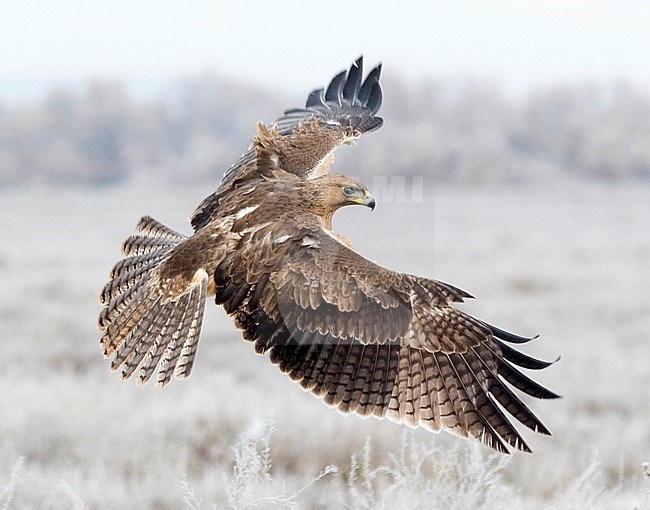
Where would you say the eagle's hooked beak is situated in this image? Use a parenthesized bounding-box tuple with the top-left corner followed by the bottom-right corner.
(349, 188, 376, 210)
(363, 189, 376, 211)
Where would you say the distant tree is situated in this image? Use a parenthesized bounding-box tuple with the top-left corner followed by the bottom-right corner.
(1, 73, 649, 187)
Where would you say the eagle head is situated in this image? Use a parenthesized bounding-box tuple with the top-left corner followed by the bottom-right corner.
(311, 173, 375, 213)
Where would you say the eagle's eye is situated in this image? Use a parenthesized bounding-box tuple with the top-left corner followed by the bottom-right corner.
(343, 186, 356, 197)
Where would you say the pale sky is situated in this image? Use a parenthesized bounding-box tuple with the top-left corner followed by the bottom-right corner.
(1, 0, 649, 101)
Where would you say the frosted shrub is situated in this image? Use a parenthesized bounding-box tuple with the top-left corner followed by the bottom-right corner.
(0, 457, 24, 510)
(343, 433, 518, 510)
(182, 419, 337, 509)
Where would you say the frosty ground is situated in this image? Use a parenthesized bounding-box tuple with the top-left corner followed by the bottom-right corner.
(0, 181, 648, 508)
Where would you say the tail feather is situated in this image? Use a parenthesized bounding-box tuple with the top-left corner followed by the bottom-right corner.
(135, 216, 186, 239)
(98, 273, 154, 330)
(102, 217, 188, 305)
(111, 298, 164, 369)
(157, 317, 190, 387)
(100, 257, 163, 305)
(119, 306, 171, 379)
(175, 280, 207, 379)
(137, 295, 190, 385)
(99, 216, 208, 386)
(101, 290, 158, 356)
(122, 235, 182, 257)
(156, 274, 207, 387)
(109, 249, 169, 281)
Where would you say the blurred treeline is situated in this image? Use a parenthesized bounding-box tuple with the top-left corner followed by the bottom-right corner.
(1, 73, 649, 186)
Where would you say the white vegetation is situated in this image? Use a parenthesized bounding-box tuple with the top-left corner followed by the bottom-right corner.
(1, 77, 649, 186)
(0, 183, 648, 508)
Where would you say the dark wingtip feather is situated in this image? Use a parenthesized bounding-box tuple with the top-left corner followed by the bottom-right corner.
(366, 82, 382, 114)
(358, 64, 381, 105)
(498, 359, 562, 400)
(536, 422, 553, 436)
(306, 88, 325, 108)
(498, 342, 557, 370)
(325, 70, 346, 103)
(342, 56, 363, 104)
(485, 322, 539, 344)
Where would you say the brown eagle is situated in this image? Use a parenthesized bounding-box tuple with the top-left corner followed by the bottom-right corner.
(99, 57, 558, 454)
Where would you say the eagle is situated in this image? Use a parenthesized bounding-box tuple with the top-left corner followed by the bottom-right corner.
(98, 57, 559, 454)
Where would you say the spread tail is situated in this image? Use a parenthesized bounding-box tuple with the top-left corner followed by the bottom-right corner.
(98, 216, 208, 387)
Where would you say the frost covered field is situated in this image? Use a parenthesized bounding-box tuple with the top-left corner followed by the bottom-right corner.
(0, 181, 649, 509)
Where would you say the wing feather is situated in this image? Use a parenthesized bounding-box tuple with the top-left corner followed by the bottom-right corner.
(217, 213, 558, 453)
(372, 340, 397, 420)
(357, 63, 382, 107)
(325, 70, 347, 103)
(192, 57, 384, 231)
(471, 344, 553, 435)
(306, 88, 326, 108)
(342, 56, 363, 104)
(339, 343, 373, 414)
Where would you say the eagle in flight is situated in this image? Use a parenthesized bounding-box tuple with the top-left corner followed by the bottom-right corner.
(99, 57, 558, 454)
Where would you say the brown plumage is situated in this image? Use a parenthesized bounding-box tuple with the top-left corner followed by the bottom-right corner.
(99, 57, 559, 454)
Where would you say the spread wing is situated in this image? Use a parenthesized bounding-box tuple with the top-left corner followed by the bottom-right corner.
(215, 214, 559, 454)
(222, 56, 383, 184)
(190, 56, 383, 231)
